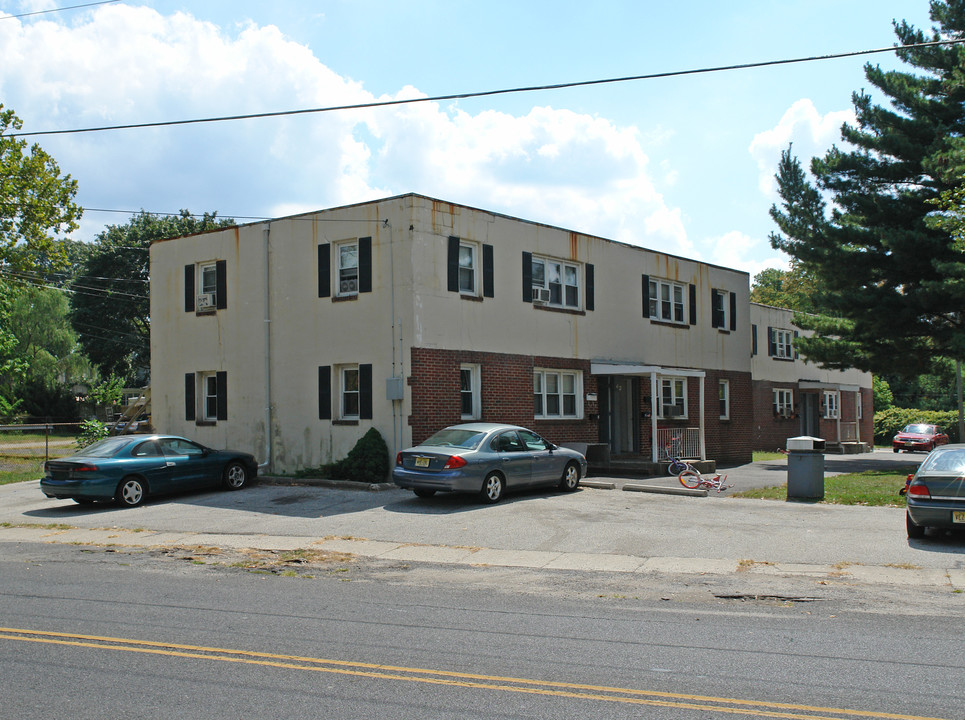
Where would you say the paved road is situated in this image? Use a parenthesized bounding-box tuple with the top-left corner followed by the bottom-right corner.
(2, 448, 963, 596)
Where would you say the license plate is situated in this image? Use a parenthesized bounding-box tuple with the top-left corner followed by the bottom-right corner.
(953, 511, 965, 524)
(415, 457, 430, 468)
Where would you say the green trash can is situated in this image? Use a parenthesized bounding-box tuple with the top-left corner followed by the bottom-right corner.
(786, 436, 825, 500)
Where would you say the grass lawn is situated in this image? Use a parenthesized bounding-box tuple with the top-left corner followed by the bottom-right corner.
(1, 432, 78, 486)
(734, 467, 917, 507)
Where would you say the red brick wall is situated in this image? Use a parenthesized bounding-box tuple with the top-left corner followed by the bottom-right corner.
(637, 370, 753, 465)
(408, 347, 754, 464)
(751, 381, 874, 450)
(407, 347, 598, 446)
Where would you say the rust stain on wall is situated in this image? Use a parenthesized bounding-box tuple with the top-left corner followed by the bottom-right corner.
(431, 199, 456, 234)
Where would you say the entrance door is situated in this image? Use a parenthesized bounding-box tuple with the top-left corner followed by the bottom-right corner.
(801, 393, 820, 437)
(609, 377, 637, 455)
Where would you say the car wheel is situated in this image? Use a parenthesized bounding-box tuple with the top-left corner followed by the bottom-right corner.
(413, 488, 436, 498)
(223, 461, 250, 490)
(906, 512, 926, 540)
(558, 462, 580, 492)
(480, 472, 505, 504)
(892, 447, 899, 453)
(116, 477, 146, 508)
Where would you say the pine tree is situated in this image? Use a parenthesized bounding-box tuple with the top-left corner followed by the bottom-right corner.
(769, 1, 965, 377)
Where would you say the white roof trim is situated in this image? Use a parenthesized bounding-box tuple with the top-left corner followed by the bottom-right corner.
(799, 380, 861, 392)
(591, 362, 706, 378)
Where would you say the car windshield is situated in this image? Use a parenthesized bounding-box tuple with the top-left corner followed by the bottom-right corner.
(902, 424, 936, 434)
(422, 428, 487, 449)
(75, 436, 135, 457)
(919, 448, 965, 475)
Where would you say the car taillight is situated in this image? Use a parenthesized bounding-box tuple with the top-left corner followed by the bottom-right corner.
(907, 482, 931, 499)
(443, 455, 467, 469)
(395, 452, 403, 466)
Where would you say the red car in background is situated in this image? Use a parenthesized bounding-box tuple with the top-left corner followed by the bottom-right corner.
(892, 424, 949, 453)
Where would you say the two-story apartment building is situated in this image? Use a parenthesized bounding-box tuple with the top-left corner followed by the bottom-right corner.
(150, 194, 756, 474)
(750, 303, 872, 452)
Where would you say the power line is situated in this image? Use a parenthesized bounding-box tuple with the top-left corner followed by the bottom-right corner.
(10, 38, 965, 139)
(0, 0, 120, 20)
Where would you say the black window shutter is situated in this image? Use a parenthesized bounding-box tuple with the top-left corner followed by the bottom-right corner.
(359, 237, 372, 293)
(689, 284, 697, 326)
(359, 364, 373, 420)
(184, 373, 196, 421)
(215, 260, 227, 310)
(184, 265, 195, 312)
(768, 327, 776, 357)
(586, 264, 595, 311)
(318, 244, 331, 298)
(482, 244, 494, 298)
(641, 274, 650, 317)
(447, 236, 460, 292)
(318, 366, 331, 420)
(729, 292, 738, 331)
(752, 325, 758, 355)
(522, 252, 533, 302)
(216, 371, 228, 420)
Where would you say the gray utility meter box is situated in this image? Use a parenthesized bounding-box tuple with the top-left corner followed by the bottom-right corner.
(786, 436, 825, 500)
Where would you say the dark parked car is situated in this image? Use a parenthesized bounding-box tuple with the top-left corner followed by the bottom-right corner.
(892, 423, 949, 453)
(905, 444, 965, 539)
(393, 422, 587, 503)
(41, 435, 257, 507)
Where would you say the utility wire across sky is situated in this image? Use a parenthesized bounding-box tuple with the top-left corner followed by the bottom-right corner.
(10, 38, 965, 139)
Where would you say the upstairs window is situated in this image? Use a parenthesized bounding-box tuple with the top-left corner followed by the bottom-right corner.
(458, 242, 477, 295)
(185, 260, 226, 313)
(337, 242, 359, 296)
(531, 256, 581, 309)
(649, 279, 685, 324)
(768, 328, 794, 359)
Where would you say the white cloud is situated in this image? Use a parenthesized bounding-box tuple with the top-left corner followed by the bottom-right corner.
(748, 99, 855, 199)
(701, 230, 788, 276)
(0, 5, 691, 257)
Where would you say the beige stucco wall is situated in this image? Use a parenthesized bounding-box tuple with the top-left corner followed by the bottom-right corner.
(750, 303, 871, 388)
(151, 195, 753, 473)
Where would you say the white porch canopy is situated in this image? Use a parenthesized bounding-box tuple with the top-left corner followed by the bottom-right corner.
(591, 362, 707, 462)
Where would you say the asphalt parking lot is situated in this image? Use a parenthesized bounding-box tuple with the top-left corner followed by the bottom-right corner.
(2, 448, 963, 592)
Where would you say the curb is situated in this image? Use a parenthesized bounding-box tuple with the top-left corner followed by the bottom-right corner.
(2, 525, 962, 591)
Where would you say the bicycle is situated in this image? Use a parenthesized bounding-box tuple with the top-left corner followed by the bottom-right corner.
(663, 442, 695, 476)
(677, 469, 733, 493)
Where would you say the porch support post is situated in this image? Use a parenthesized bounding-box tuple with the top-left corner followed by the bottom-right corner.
(650, 373, 659, 463)
(699, 375, 706, 461)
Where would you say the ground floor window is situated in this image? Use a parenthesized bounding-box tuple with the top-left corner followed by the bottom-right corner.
(719, 379, 730, 420)
(823, 390, 840, 419)
(534, 369, 581, 419)
(340, 365, 360, 419)
(658, 376, 687, 418)
(773, 388, 793, 417)
(185, 371, 227, 423)
(460, 364, 481, 420)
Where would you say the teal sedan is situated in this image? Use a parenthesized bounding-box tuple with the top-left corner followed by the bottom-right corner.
(41, 435, 257, 507)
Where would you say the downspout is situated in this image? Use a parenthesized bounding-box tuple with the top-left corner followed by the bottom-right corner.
(384, 218, 399, 455)
(259, 224, 272, 470)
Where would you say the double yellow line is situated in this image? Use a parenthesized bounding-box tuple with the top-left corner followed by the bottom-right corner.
(0, 627, 946, 720)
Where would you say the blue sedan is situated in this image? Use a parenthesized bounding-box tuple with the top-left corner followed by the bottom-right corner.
(41, 434, 258, 507)
(393, 423, 587, 503)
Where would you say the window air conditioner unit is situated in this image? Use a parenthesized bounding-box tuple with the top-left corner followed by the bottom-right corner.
(197, 293, 216, 310)
(663, 405, 683, 417)
(532, 287, 551, 303)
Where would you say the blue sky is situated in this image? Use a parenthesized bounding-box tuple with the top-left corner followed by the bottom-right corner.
(0, 0, 937, 277)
